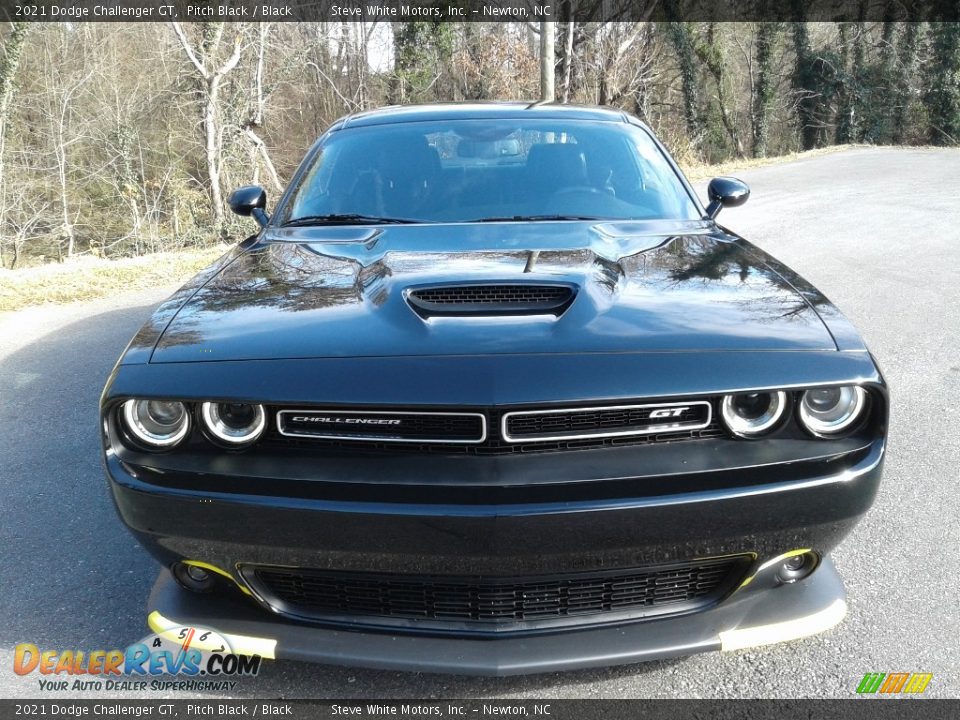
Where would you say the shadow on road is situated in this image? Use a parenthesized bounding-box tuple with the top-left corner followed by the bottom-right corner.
(0, 302, 161, 653)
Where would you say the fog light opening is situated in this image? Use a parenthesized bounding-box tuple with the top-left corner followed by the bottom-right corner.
(172, 562, 216, 593)
(776, 552, 819, 584)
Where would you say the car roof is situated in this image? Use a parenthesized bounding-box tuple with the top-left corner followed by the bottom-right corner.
(338, 102, 632, 129)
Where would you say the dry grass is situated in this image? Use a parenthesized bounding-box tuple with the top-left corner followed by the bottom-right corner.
(0, 246, 228, 312)
(681, 144, 866, 181)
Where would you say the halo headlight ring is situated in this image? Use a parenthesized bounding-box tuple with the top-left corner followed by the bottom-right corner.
(200, 402, 267, 446)
(798, 385, 869, 438)
(121, 399, 191, 450)
(720, 391, 788, 438)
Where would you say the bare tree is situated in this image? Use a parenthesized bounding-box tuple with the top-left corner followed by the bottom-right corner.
(171, 21, 244, 227)
(0, 20, 955, 270)
(38, 26, 95, 259)
(751, 22, 782, 157)
(242, 23, 283, 193)
(540, 21, 555, 101)
(0, 22, 29, 266)
(587, 23, 658, 109)
(693, 23, 746, 157)
(559, 19, 575, 102)
(4, 181, 48, 268)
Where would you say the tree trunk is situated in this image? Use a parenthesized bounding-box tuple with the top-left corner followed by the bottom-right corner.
(892, 21, 922, 143)
(666, 21, 703, 150)
(57, 149, 74, 258)
(835, 22, 864, 145)
(849, 18, 867, 141)
(170, 22, 243, 228)
(694, 23, 745, 157)
(871, 19, 897, 142)
(752, 22, 781, 157)
(0, 22, 29, 267)
(540, 21, 555, 102)
(791, 19, 819, 150)
(204, 77, 223, 226)
(924, 21, 960, 145)
(559, 17, 575, 102)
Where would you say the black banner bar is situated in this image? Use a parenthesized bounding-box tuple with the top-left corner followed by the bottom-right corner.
(0, 0, 958, 24)
(2, 700, 959, 719)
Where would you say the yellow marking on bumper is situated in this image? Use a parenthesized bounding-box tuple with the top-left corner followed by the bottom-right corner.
(147, 610, 277, 660)
(736, 548, 813, 591)
(182, 560, 252, 596)
(719, 598, 846, 651)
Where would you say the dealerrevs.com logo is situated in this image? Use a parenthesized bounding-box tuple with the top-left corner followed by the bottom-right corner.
(14, 624, 262, 692)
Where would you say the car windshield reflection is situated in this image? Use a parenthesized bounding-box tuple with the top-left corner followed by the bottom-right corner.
(281, 119, 700, 225)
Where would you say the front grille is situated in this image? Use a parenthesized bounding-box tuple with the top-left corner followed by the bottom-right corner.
(263, 399, 725, 455)
(504, 402, 711, 442)
(245, 557, 748, 630)
(277, 410, 485, 444)
(407, 284, 575, 317)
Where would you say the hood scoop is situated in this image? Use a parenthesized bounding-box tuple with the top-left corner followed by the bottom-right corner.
(406, 283, 577, 319)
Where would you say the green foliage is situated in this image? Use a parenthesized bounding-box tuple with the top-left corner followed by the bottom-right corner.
(391, 13, 455, 104)
(892, 22, 924, 143)
(791, 20, 821, 150)
(923, 22, 960, 144)
(664, 21, 704, 151)
(752, 22, 782, 157)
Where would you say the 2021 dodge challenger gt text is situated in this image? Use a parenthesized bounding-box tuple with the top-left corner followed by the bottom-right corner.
(101, 103, 886, 675)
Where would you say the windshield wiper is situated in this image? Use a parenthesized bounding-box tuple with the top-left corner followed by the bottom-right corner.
(470, 214, 609, 223)
(281, 214, 421, 227)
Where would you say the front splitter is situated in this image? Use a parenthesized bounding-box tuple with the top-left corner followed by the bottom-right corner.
(145, 559, 846, 676)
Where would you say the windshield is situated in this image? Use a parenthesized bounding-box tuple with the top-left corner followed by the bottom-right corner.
(280, 118, 701, 225)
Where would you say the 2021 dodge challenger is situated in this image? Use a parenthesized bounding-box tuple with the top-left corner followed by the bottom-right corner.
(101, 103, 886, 675)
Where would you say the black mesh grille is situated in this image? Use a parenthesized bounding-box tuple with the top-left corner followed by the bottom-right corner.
(505, 403, 710, 441)
(278, 411, 484, 443)
(264, 401, 724, 455)
(408, 284, 574, 317)
(247, 558, 746, 628)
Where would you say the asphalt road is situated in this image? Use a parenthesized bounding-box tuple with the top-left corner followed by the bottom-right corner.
(1, 147, 958, 700)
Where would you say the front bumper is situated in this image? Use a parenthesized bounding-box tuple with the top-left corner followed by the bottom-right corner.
(146, 557, 848, 675)
(108, 436, 883, 579)
(107, 434, 881, 672)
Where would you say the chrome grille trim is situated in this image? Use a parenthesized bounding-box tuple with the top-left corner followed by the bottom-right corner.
(501, 401, 713, 443)
(277, 409, 488, 444)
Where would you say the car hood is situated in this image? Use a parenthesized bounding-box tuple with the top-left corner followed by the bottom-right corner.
(150, 221, 838, 363)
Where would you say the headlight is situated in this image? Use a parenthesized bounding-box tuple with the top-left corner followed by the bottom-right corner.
(720, 391, 787, 438)
(121, 399, 190, 449)
(798, 386, 868, 436)
(200, 402, 266, 446)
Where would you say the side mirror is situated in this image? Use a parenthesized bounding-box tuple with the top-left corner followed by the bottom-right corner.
(705, 177, 750, 219)
(228, 185, 269, 228)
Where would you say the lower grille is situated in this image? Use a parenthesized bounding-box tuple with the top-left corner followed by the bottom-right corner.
(244, 558, 748, 631)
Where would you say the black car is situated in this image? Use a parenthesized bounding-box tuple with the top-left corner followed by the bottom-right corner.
(101, 103, 886, 675)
